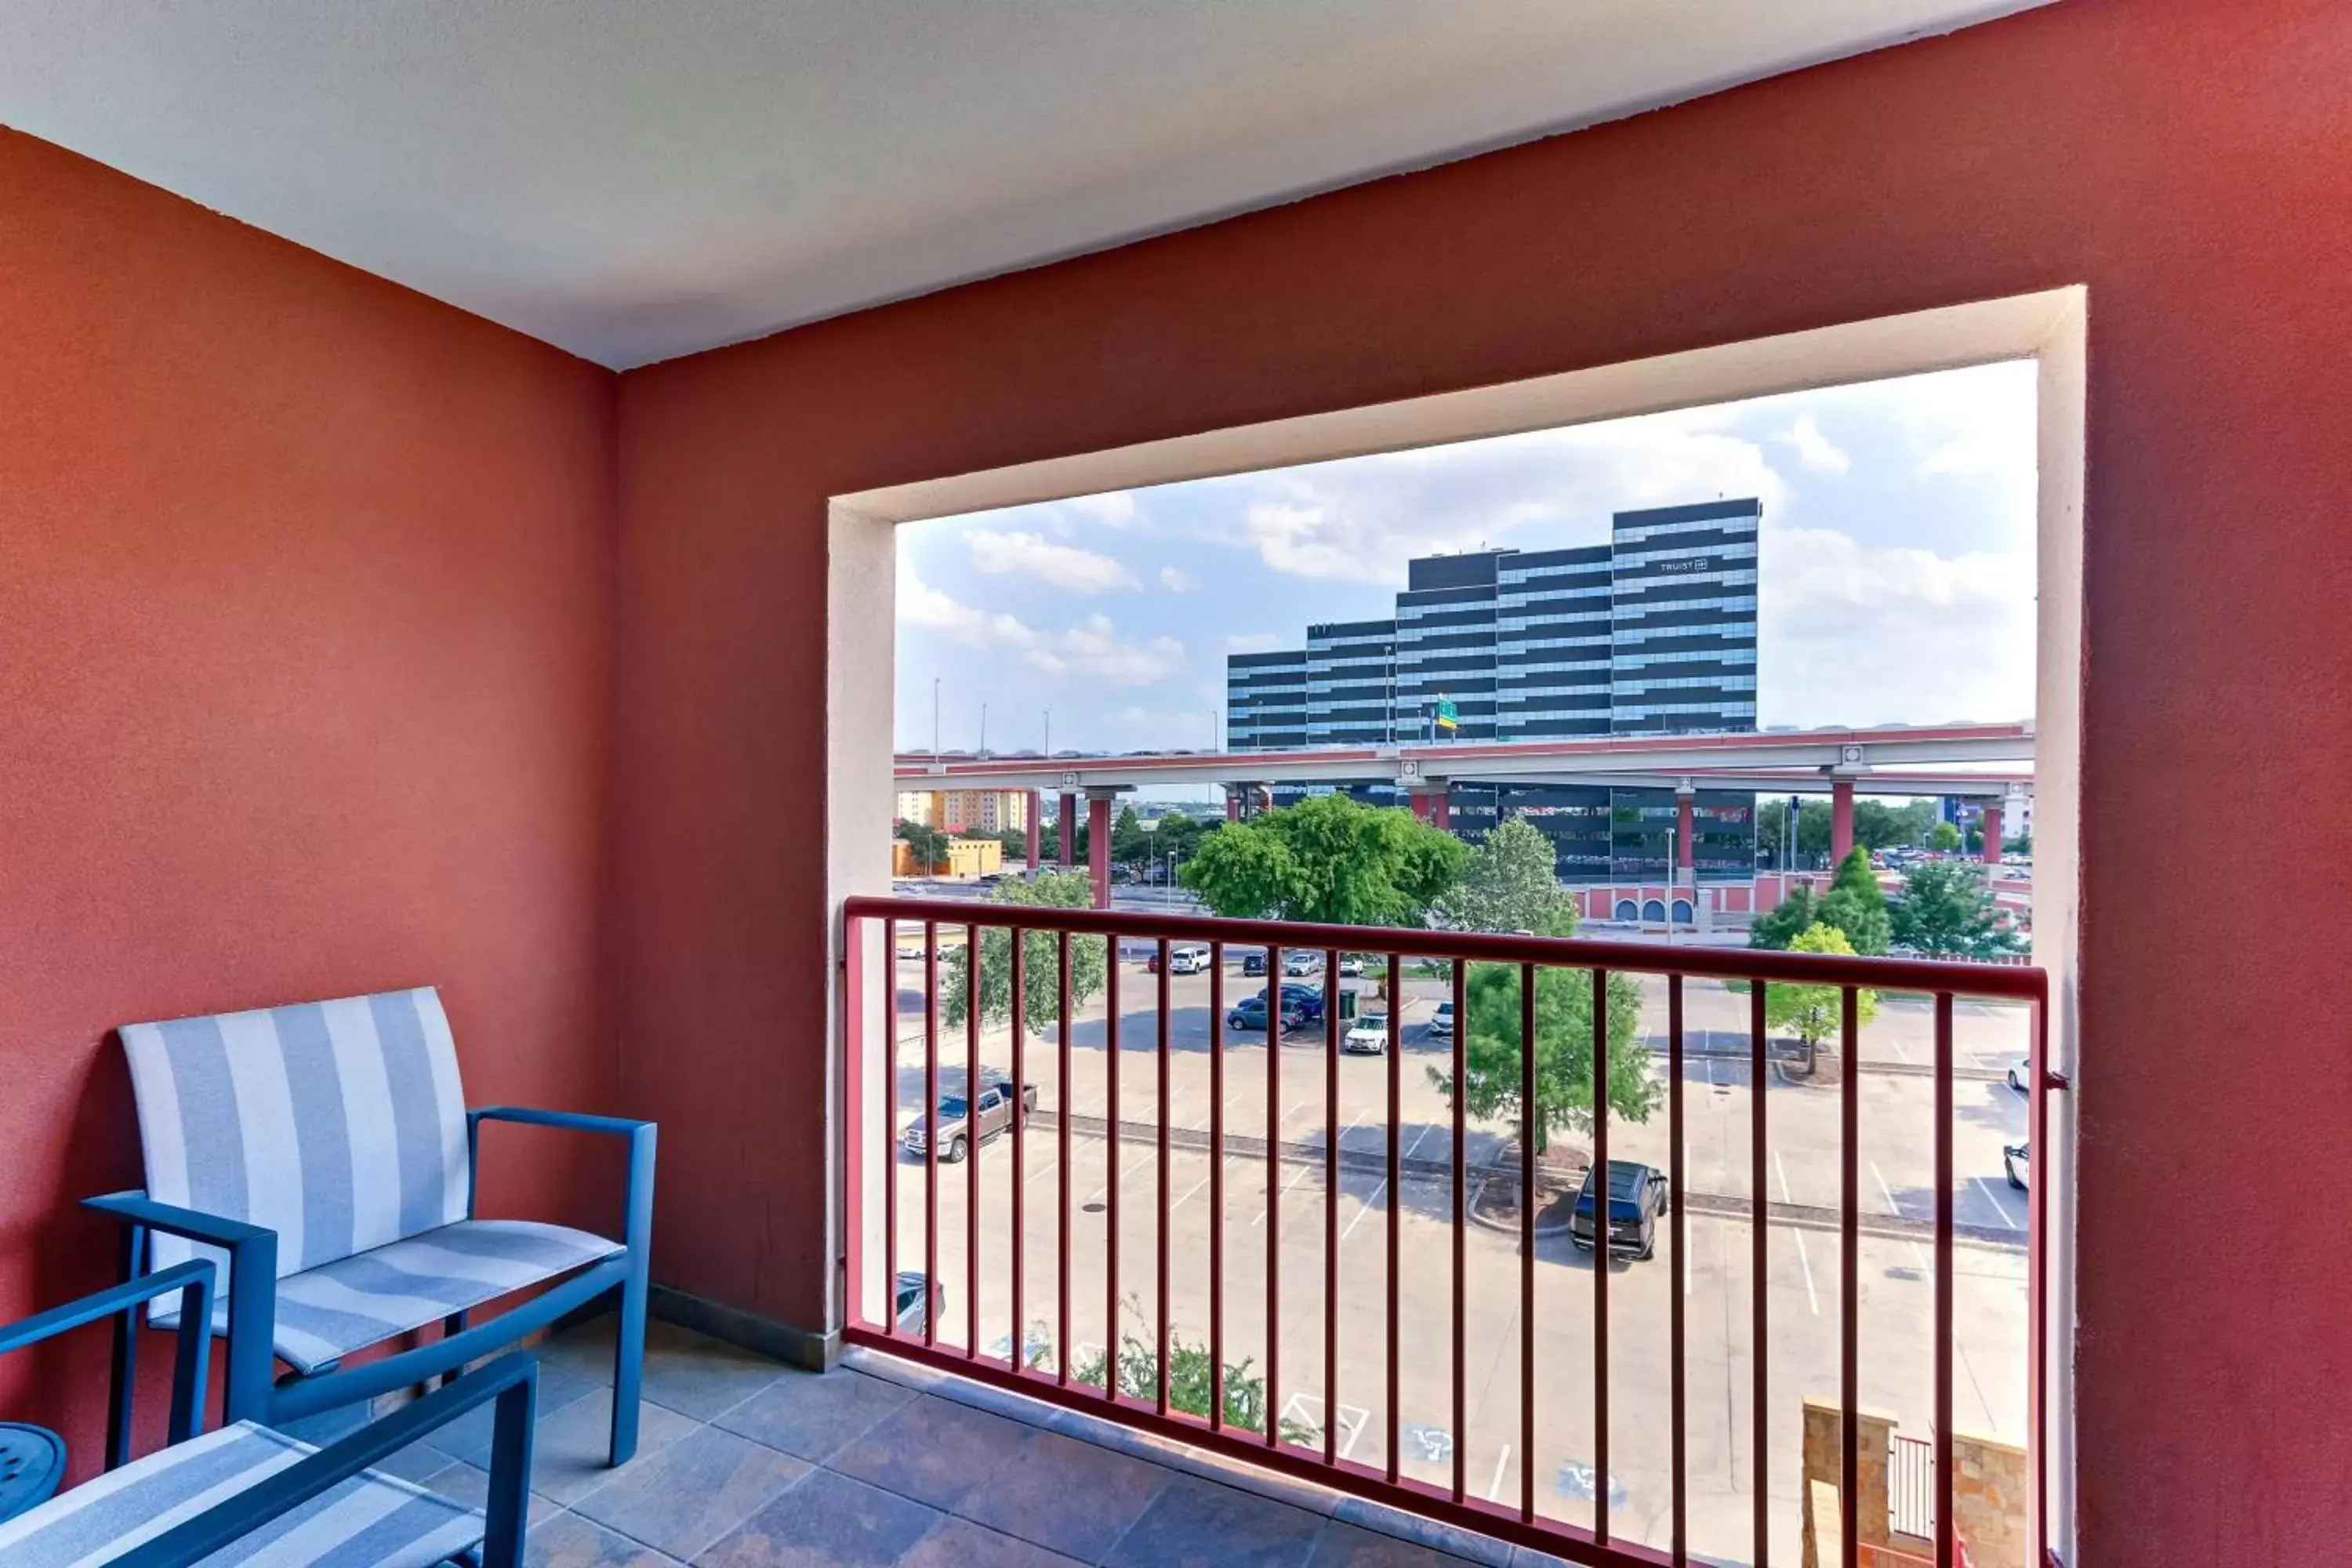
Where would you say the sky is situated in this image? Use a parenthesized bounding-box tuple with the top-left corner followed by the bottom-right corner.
(895, 360, 2038, 785)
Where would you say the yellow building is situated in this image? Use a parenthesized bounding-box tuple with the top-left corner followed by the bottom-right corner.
(892, 835, 1004, 879)
(893, 788, 1028, 834)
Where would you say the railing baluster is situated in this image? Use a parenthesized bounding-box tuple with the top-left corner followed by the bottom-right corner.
(1105, 935, 1122, 1403)
(1520, 960, 1536, 1523)
(967, 920, 982, 1359)
(1011, 927, 1026, 1370)
(1266, 942, 1282, 1449)
(1385, 949, 1402, 1488)
(1841, 985, 1860, 1568)
(1592, 964, 1610, 1545)
(1451, 956, 1467, 1505)
(1210, 941, 1226, 1431)
(1058, 931, 1073, 1386)
(2030, 992, 2051, 1567)
(1936, 991, 1955, 1568)
(1751, 978, 1767, 1566)
(1157, 938, 1171, 1417)
(882, 918, 897, 1336)
(1668, 974, 1687, 1567)
(924, 920, 940, 1351)
(843, 916, 864, 1339)
(1324, 946, 1340, 1467)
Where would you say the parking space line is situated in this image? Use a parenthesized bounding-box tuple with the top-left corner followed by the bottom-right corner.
(1486, 1446, 1512, 1503)
(1791, 1229, 1820, 1316)
(1971, 1175, 2023, 1231)
(1341, 1180, 1387, 1242)
(1870, 1160, 1906, 1218)
(1252, 1163, 1314, 1228)
(1085, 1149, 1156, 1207)
(1171, 1174, 1211, 1213)
(1886, 1036, 1912, 1064)
(1401, 1123, 1439, 1162)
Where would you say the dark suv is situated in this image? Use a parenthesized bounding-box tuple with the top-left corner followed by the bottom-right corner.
(1569, 1160, 1671, 1260)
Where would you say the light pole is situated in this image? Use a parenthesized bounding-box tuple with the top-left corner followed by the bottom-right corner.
(978, 702, 987, 758)
(932, 677, 942, 759)
(1043, 709, 1051, 759)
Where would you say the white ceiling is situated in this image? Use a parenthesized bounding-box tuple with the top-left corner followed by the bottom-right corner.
(0, 2, 2048, 368)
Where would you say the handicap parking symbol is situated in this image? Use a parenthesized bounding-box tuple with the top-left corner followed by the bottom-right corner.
(1556, 1461, 1630, 1508)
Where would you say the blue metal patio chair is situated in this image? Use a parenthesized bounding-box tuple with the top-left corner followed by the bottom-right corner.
(85, 985, 655, 1466)
(0, 1261, 539, 1566)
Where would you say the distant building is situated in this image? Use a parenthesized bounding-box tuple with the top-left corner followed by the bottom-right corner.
(1225, 498, 1761, 881)
(894, 788, 1029, 833)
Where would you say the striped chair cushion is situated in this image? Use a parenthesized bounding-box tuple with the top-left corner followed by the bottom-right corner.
(0, 1420, 482, 1568)
(122, 989, 471, 1280)
(154, 1218, 625, 1375)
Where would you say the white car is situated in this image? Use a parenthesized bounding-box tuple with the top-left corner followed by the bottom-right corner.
(1168, 945, 1212, 975)
(1342, 1014, 1388, 1054)
(1337, 954, 1366, 978)
(1282, 950, 1323, 977)
(2007, 1058, 2031, 1093)
(1426, 1000, 1455, 1040)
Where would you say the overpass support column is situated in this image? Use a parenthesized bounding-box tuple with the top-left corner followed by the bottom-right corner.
(1058, 792, 1078, 866)
(1981, 800, 2004, 864)
(1025, 789, 1040, 869)
(1086, 788, 1130, 909)
(1225, 787, 1242, 822)
(1408, 783, 1451, 830)
(1830, 779, 1855, 866)
(1675, 786, 1696, 879)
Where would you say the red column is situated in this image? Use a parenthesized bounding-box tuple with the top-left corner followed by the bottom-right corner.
(1676, 791, 1695, 873)
(1025, 788, 1040, 869)
(1225, 789, 1241, 822)
(1432, 791, 1450, 830)
(1058, 792, 1077, 866)
(1981, 802, 2005, 864)
(1831, 779, 1855, 865)
(1409, 790, 1435, 822)
(1087, 793, 1112, 909)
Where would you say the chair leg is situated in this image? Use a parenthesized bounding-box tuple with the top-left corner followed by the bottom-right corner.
(437, 1311, 470, 1391)
(609, 1258, 648, 1466)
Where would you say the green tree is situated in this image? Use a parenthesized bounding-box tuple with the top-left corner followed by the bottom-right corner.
(1762, 923, 1880, 1074)
(1929, 821, 1964, 854)
(1748, 884, 1820, 951)
(1853, 798, 1937, 852)
(1815, 847, 1892, 956)
(1062, 1313, 1317, 1443)
(1152, 811, 1209, 866)
(1181, 793, 1465, 927)
(895, 819, 949, 874)
(1429, 922, 1656, 1157)
(941, 871, 1109, 1029)
(994, 826, 1029, 863)
(1434, 815, 1573, 934)
(1888, 860, 2027, 958)
(1110, 804, 1152, 867)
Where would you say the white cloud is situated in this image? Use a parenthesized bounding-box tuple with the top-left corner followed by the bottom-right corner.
(1160, 566, 1199, 593)
(965, 529, 1138, 593)
(1759, 522, 2033, 728)
(1224, 413, 1791, 585)
(898, 557, 1183, 684)
(1066, 491, 1140, 527)
(1224, 632, 1284, 653)
(1774, 415, 1851, 474)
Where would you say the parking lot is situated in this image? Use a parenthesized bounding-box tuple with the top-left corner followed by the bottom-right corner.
(865, 947, 2034, 1565)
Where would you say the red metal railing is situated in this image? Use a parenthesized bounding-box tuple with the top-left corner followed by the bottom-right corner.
(839, 895, 2056, 1568)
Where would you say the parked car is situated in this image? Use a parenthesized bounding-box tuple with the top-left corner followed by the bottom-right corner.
(978, 1067, 1040, 1114)
(2006, 1059, 2030, 1093)
(1169, 944, 1212, 975)
(1342, 1013, 1388, 1054)
(1227, 985, 1324, 1033)
(1283, 950, 1323, 977)
(1426, 1000, 1456, 1040)
(1337, 954, 1367, 978)
(1242, 951, 1269, 976)
(2004, 1141, 2030, 1191)
(895, 1271, 945, 1334)
(903, 1082, 1018, 1162)
(1570, 1160, 1671, 1260)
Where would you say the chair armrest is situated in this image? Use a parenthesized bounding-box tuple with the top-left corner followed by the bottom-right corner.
(84, 1191, 280, 1430)
(0, 1260, 216, 1446)
(466, 1108, 656, 1252)
(111, 1354, 541, 1568)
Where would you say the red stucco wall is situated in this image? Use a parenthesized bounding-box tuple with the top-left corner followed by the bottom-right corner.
(0, 131, 622, 1463)
(613, 2, 2352, 1560)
